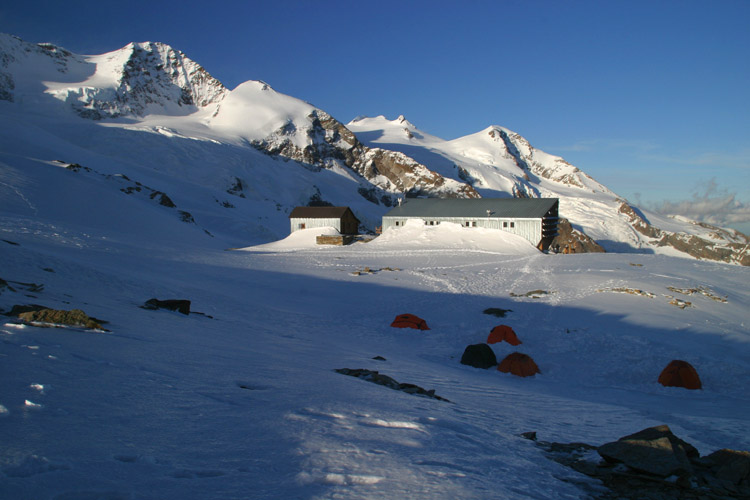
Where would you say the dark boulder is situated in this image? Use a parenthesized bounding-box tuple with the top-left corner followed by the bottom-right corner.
(460, 343, 497, 369)
(334, 368, 449, 402)
(598, 424, 699, 477)
(143, 299, 191, 315)
(699, 449, 750, 491)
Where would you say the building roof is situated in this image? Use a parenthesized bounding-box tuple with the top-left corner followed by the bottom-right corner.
(383, 198, 558, 219)
(289, 206, 360, 221)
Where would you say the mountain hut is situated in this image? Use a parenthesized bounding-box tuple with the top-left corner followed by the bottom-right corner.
(381, 198, 559, 250)
(289, 206, 360, 235)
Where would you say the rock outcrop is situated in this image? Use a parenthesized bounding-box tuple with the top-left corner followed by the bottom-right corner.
(334, 368, 450, 402)
(527, 424, 750, 499)
(550, 218, 606, 254)
(142, 298, 191, 315)
(251, 109, 480, 202)
(598, 425, 699, 477)
(17, 308, 104, 330)
(619, 202, 750, 265)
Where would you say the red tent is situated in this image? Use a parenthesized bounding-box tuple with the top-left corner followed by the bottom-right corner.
(497, 352, 540, 377)
(658, 360, 702, 390)
(390, 314, 430, 330)
(487, 325, 522, 346)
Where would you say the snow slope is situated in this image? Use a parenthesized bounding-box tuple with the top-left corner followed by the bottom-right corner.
(1, 180, 748, 498)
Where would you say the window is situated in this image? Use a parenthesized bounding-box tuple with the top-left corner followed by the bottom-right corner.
(429, 221, 434, 226)
(472, 221, 477, 227)
(510, 222, 515, 228)
(299, 223, 306, 229)
(503, 221, 508, 228)
(395, 221, 399, 226)
(465, 221, 470, 227)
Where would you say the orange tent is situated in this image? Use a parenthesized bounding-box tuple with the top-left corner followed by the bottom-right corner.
(487, 325, 522, 346)
(658, 360, 702, 390)
(390, 314, 430, 330)
(497, 352, 540, 377)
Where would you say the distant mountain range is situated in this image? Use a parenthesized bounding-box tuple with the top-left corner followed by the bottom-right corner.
(1, 33, 747, 265)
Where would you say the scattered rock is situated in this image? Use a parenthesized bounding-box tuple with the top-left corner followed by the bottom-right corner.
(510, 289, 553, 299)
(668, 297, 692, 309)
(700, 449, 750, 489)
(482, 307, 513, 318)
(149, 191, 176, 207)
(227, 176, 246, 198)
(2, 239, 20, 246)
(597, 287, 656, 298)
(598, 425, 698, 477)
(334, 368, 449, 402)
(178, 210, 195, 224)
(3, 280, 45, 294)
(17, 308, 105, 330)
(0, 277, 15, 294)
(460, 343, 497, 369)
(521, 431, 537, 441)
(350, 266, 400, 276)
(372, 356, 387, 361)
(529, 425, 750, 499)
(667, 286, 727, 303)
(142, 299, 191, 315)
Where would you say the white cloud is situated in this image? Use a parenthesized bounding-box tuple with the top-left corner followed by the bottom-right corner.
(650, 179, 750, 233)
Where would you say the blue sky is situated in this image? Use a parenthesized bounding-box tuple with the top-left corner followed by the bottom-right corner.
(2, 0, 749, 232)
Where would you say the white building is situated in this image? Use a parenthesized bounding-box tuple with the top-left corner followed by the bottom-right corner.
(381, 198, 559, 250)
(288, 206, 360, 235)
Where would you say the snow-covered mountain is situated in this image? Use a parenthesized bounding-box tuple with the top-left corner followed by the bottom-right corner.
(0, 33, 747, 264)
(348, 116, 749, 264)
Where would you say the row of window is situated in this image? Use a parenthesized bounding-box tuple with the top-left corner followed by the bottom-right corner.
(392, 220, 516, 228)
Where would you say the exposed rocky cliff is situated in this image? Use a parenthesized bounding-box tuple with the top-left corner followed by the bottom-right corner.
(619, 202, 749, 265)
(251, 109, 480, 202)
(67, 42, 228, 119)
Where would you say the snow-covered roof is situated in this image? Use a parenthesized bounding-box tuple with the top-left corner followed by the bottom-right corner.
(384, 198, 559, 219)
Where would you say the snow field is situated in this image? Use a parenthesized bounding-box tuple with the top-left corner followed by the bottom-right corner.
(1, 217, 748, 498)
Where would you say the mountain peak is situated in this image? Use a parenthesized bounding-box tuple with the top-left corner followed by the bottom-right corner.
(0, 34, 228, 119)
